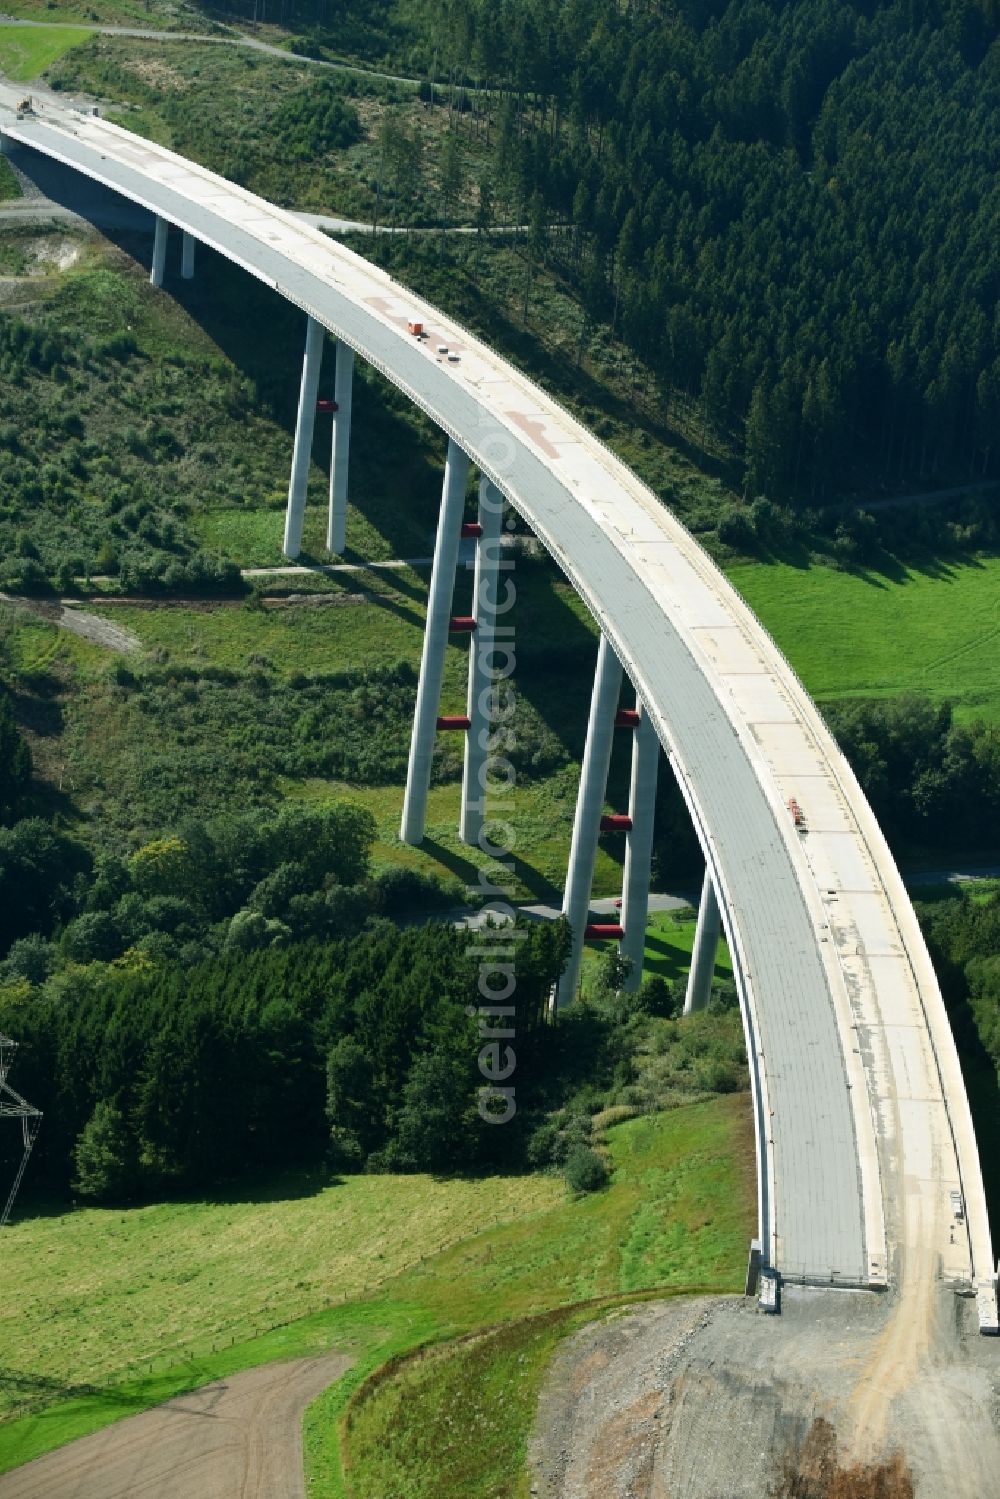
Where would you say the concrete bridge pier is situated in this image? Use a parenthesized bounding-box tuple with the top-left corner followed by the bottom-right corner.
(0, 131, 12, 156)
(555, 633, 624, 1008)
(283, 315, 324, 559)
(181, 230, 195, 280)
(326, 342, 354, 555)
(150, 214, 168, 288)
(460, 477, 504, 846)
(619, 710, 660, 989)
(684, 867, 722, 1014)
(400, 438, 470, 844)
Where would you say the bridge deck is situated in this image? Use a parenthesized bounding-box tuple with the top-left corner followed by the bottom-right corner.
(2, 96, 993, 1312)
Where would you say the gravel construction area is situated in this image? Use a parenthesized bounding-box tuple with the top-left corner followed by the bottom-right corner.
(0, 1352, 351, 1498)
(529, 1290, 1000, 1499)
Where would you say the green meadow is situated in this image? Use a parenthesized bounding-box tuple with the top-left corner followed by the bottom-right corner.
(0, 1098, 755, 1494)
(0, 22, 91, 80)
(725, 555, 1000, 723)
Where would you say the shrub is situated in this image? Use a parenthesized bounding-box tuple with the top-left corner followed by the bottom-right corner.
(1, 933, 55, 984)
(61, 910, 122, 963)
(95, 540, 119, 574)
(272, 77, 362, 159)
(564, 1145, 609, 1193)
(641, 974, 679, 1017)
(73, 1100, 136, 1202)
(717, 506, 756, 550)
(374, 864, 452, 914)
(695, 1057, 741, 1093)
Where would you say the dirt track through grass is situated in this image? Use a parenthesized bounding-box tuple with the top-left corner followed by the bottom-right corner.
(0, 1353, 352, 1498)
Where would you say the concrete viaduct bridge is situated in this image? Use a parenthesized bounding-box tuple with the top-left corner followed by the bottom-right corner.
(1, 97, 996, 1329)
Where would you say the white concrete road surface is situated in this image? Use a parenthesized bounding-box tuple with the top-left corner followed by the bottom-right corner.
(0, 94, 994, 1350)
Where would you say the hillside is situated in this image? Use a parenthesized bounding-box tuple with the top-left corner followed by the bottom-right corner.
(36, 0, 1000, 511)
(2, 16, 1000, 1492)
(0, 1098, 755, 1492)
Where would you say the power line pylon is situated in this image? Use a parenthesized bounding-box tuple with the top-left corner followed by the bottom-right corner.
(0, 1035, 41, 1229)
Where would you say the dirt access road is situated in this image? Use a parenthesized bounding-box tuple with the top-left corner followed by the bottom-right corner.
(530, 1292, 1000, 1499)
(0, 1352, 350, 1498)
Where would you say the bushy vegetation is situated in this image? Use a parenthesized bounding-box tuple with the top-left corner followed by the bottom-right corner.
(0, 689, 31, 824)
(4, 623, 583, 848)
(0, 798, 375, 957)
(921, 890, 1000, 1072)
(46, 38, 477, 224)
(0, 271, 276, 592)
(271, 74, 363, 158)
(0, 156, 20, 203)
(826, 696, 1000, 855)
(917, 887, 1000, 1228)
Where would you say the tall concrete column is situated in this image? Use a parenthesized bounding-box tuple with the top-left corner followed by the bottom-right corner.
(326, 342, 354, 555)
(619, 710, 660, 989)
(181, 231, 195, 280)
(283, 315, 324, 559)
(150, 215, 168, 288)
(684, 868, 722, 1015)
(400, 439, 470, 844)
(460, 478, 504, 846)
(0, 132, 12, 156)
(555, 633, 624, 1007)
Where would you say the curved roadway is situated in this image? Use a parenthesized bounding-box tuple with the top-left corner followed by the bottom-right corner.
(1, 99, 995, 1322)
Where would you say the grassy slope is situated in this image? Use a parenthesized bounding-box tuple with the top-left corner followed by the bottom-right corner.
(0, 1171, 562, 1422)
(14, 541, 630, 895)
(727, 555, 1000, 723)
(341, 1306, 597, 1499)
(0, 22, 91, 79)
(310, 1097, 755, 1497)
(581, 908, 732, 993)
(0, 1097, 754, 1487)
(0, 0, 214, 28)
(0, 156, 21, 201)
